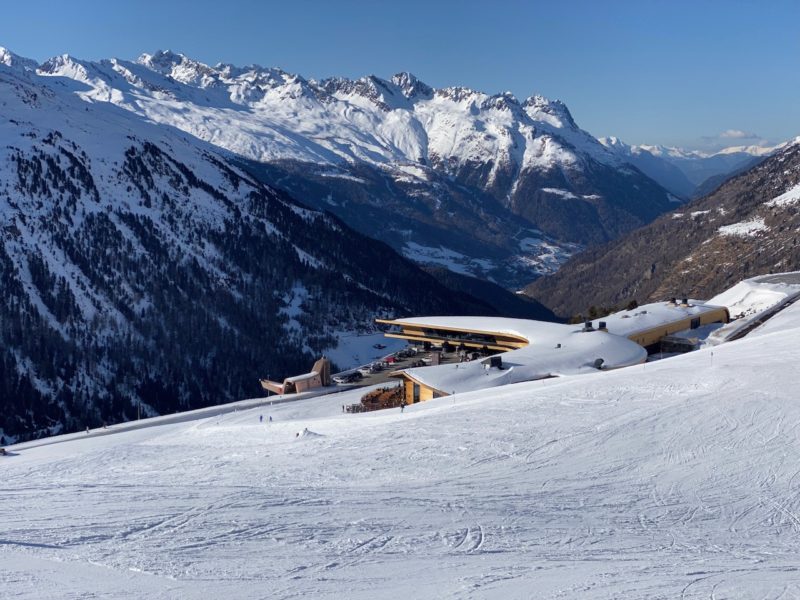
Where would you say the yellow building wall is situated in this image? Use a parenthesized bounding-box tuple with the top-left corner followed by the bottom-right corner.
(400, 377, 443, 403)
(628, 308, 729, 347)
(294, 374, 322, 393)
(701, 308, 730, 326)
(404, 380, 415, 403)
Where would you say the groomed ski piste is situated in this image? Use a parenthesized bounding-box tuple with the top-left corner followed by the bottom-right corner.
(5, 280, 800, 598)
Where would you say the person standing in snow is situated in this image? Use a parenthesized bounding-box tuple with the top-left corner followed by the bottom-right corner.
(259, 415, 263, 423)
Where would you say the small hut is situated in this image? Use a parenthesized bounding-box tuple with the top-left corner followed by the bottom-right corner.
(260, 356, 332, 395)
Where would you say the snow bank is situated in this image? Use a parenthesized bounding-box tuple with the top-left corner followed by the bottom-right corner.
(709, 280, 789, 316)
(765, 182, 800, 207)
(706, 272, 800, 344)
(717, 218, 767, 237)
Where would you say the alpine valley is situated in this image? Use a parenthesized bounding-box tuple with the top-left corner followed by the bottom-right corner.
(525, 138, 800, 318)
(0, 45, 784, 442)
(0, 49, 561, 442)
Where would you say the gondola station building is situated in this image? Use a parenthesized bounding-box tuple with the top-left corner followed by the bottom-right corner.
(378, 298, 729, 405)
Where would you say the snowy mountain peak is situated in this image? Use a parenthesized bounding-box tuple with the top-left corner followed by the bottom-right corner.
(602, 137, 790, 161)
(320, 74, 408, 111)
(136, 49, 186, 73)
(601, 138, 694, 159)
(136, 50, 220, 88)
(598, 136, 631, 152)
(38, 53, 94, 82)
(524, 95, 576, 129)
(215, 61, 284, 81)
(482, 91, 521, 112)
(0, 46, 38, 72)
(435, 86, 483, 104)
(714, 143, 787, 157)
(390, 72, 432, 99)
(640, 144, 705, 159)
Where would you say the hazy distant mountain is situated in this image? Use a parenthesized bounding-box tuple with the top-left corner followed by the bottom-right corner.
(29, 48, 677, 288)
(601, 136, 787, 199)
(525, 138, 800, 318)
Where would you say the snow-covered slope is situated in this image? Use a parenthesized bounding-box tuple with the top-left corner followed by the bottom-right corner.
(0, 60, 505, 443)
(18, 48, 677, 286)
(4, 294, 800, 598)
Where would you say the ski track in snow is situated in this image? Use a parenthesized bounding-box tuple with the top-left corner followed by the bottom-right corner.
(5, 306, 800, 598)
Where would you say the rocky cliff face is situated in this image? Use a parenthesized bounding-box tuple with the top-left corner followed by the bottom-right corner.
(525, 140, 800, 318)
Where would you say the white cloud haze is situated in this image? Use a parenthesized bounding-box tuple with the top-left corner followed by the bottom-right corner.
(719, 129, 760, 139)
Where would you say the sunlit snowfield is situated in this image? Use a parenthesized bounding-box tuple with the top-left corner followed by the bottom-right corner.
(4, 305, 800, 599)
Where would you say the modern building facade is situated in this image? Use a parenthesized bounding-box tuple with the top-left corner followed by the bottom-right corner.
(379, 299, 728, 405)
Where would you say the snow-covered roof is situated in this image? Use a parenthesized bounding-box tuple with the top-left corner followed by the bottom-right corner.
(387, 302, 732, 395)
(385, 317, 647, 395)
(384, 315, 567, 343)
(600, 301, 727, 338)
(284, 371, 319, 384)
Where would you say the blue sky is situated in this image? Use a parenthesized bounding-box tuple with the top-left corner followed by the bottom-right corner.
(2, 0, 798, 150)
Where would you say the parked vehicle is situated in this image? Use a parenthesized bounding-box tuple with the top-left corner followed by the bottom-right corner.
(333, 371, 364, 384)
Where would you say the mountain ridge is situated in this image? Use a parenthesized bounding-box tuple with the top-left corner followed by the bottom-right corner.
(15, 46, 680, 288)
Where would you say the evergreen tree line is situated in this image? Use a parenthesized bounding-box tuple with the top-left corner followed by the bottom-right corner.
(0, 137, 496, 443)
